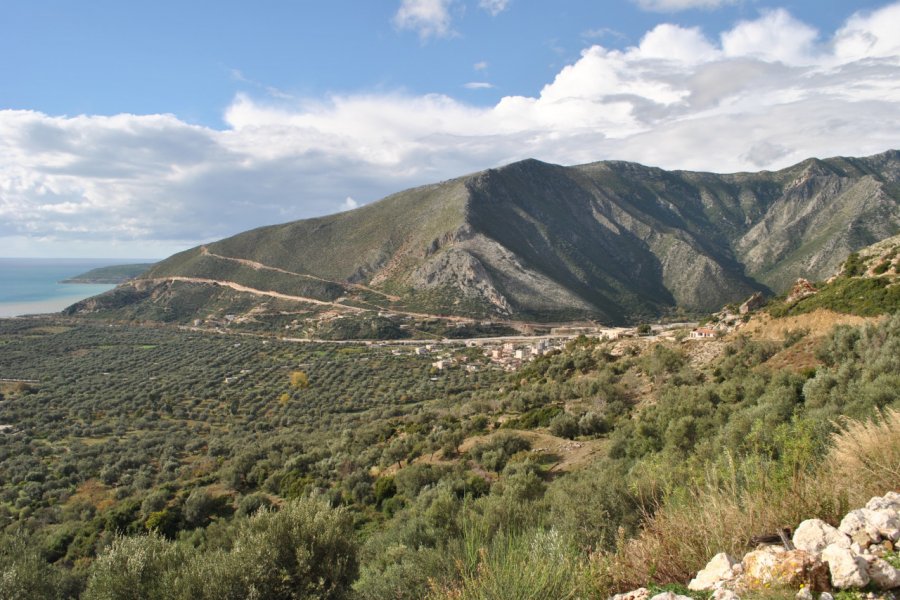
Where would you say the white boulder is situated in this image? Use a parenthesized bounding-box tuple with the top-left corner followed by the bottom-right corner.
(866, 557, 900, 590)
(866, 492, 900, 514)
(867, 509, 900, 542)
(793, 519, 851, 553)
(840, 509, 882, 545)
(611, 588, 650, 600)
(688, 552, 739, 591)
(821, 544, 870, 589)
(650, 592, 692, 600)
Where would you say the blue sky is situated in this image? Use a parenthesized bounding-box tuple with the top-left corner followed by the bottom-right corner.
(1, 0, 899, 257)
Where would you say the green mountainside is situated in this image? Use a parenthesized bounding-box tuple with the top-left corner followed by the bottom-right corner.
(62, 263, 154, 284)
(767, 232, 900, 317)
(68, 150, 900, 325)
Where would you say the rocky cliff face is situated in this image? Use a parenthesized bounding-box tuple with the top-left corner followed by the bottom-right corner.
(69, 150, 900, 324)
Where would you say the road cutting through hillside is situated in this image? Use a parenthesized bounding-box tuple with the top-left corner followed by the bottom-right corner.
(199, 246, 401, 301)
(147, 277, 366, 311)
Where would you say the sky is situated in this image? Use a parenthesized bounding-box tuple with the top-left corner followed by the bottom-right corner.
(1, 0, 899, 258)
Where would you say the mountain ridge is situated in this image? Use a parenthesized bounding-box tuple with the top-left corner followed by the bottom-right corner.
(67, 150, 900, 326)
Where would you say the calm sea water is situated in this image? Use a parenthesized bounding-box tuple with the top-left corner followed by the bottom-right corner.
(0, 258, 147, 318)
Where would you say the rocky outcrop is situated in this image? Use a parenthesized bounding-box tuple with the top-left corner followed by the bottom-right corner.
(614, 492, 900, 600)
(785, 279, 818, 304)
(739, 292, 766, 314)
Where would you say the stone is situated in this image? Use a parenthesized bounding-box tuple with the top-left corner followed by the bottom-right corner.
(742, 546, 829, 590)
(866, 493, 900, 514)
(819, 593, 834, 600)
(822, 544, 871, 589)
(712, 589, 740, 600)
(743, 546, 785, 587)
(868, 509, 900, 543)
(786, 279, 818, 304)
(841, 510, 883, 546)
(612, 588, 651, 600)
(649, 592, 692, 600)
(689, 552, 740, 591)
(796, 587, 814, 600)
(739, 292, 765, 314)
(867, 557, 900, 590)
(793, 519, 851, 554)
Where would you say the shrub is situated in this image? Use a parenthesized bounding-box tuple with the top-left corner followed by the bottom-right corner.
(1, 534, 69, 600)
(84, 533, 186, 600)
(549, 412, 579, 439)
(469, 433, 531, 473)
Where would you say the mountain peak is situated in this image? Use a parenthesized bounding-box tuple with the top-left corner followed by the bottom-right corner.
(69, 152, 900, 327)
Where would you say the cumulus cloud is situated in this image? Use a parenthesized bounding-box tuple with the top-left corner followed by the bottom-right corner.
(393, 0, 455, 39)
(4, 3, 900, 256)
(479, 0, 510, 16)
(634, 0, 736, 12)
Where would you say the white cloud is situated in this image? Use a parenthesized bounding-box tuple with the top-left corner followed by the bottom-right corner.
(634, 0, 736, 13)
(479, 0, 510, 16)
(393, 0, 455, 39)
(464, 82, 494, 89)
(340, 196, 359, 211)
(721, 9, 819, 65)
(3, 4, 900, 256)
(833, 2, 900, 61)
(474, 60, 489, 71)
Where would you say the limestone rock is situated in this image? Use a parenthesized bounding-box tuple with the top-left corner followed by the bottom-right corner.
(742, 547, 829, 591)
(796, 587, 813, 600)
(689, 553, 739, 591)
(739, 292, 765, 314)
(866, 493, 900, 514)
(867, 557, 900, 590)
(743, 546, 785, 587)
(712, 589, 740, 600)
(868, 509, 900, 543)
(841, 510, 883, 546)
(822, 544, 870, 589)
(840, 509, 900, 545)
(785, 278, 818, 304)
(612, 588, 651, 600)
(649, 592, 693, 600)
(793, 519, 851, 553)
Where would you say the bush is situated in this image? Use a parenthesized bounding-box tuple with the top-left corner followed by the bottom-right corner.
(236, 493, 272, 517)
(1, 534, 70, 600)
(86, 497, 358, 600)
(84, 533, 186, 600)
(549, 412, 579, 439)
(469, 433, 531, 473)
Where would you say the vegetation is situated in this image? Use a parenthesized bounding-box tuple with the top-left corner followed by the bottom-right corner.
(1, 309, 899, 598)
(62, 263, 154, 284)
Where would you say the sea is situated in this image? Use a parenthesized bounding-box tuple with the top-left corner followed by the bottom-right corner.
(0, 258, 148, 318)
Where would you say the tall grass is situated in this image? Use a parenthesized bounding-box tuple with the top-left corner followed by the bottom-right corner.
(428, 528, 597, 600)
(597, 409, 900, 593)
(824, 409, 900, 507)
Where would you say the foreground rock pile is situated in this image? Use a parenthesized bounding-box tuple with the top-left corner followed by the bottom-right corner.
(614, 492, 900, 600)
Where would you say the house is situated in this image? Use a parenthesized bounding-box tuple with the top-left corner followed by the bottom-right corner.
(690, 328, 717, 339)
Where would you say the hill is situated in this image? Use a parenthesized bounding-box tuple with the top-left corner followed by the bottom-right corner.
(765, 232, 900, 318)
(66, 150, 900, 326)
(61, 263, 154, 284)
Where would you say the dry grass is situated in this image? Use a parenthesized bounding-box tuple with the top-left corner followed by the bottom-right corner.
(597, 408, 900, 592)
(822, 408, 900, 507)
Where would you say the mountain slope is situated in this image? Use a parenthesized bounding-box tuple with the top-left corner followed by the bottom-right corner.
(68, 150, 900, 325)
